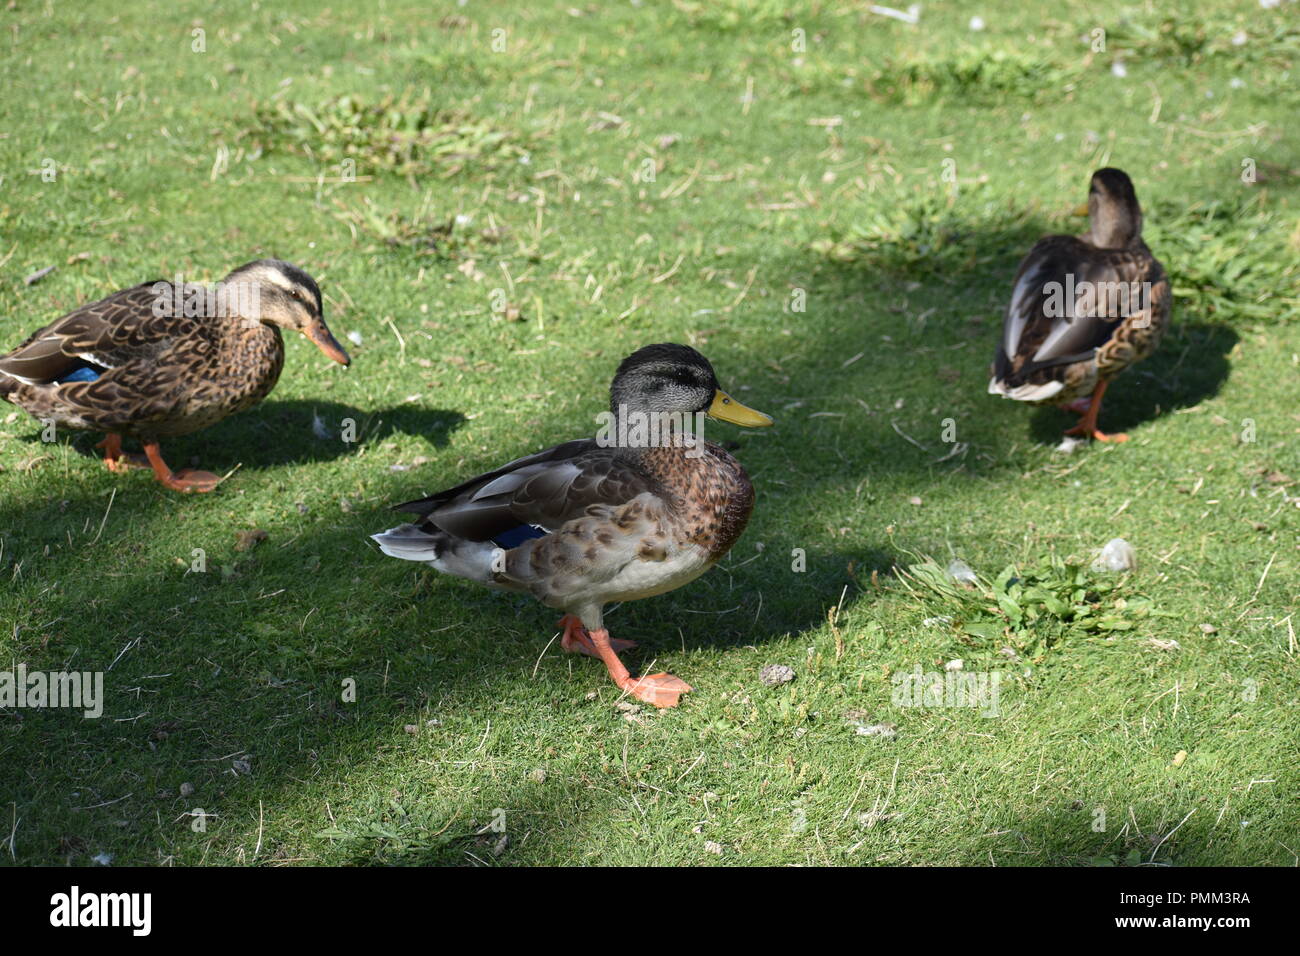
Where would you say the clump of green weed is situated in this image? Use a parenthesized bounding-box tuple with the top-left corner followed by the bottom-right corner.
(867, 49, 1081, 104)
(898, 554, 1164, 661)
(248, 90, 533, 178)
(1145, 194, 1300, 325)
(1105, 14, 1300, 69)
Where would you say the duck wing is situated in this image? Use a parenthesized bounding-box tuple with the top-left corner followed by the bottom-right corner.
(1, 281, 187, 382)
(394, 439, 660, 543)
(0, 281, 213, 427)
(994, 236, 1159, 386)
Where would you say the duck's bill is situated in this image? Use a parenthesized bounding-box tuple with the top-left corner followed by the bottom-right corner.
(305, 322, 351, 366)
(707, 389, 773, 427)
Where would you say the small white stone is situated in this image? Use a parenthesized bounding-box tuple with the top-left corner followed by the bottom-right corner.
(1111, 61, 1128, 78)
(1092, 538, 1136, 572)
(969, 16, 985, 31)
(945, 659, 964, 672)
(347, 330, 363, 346)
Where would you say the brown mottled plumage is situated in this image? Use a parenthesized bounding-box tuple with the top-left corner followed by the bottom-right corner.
(372, 343, 773, 708)
(0, 259, 349, 490)
(989, 168, 1171, 442)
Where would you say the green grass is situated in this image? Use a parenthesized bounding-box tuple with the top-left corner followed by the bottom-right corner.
(1, 0, 1297, 866)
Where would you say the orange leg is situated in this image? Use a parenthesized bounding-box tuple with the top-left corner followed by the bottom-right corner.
(95, 434, 125, 472)
(558, 615, 636, 656)
(142, 441, 222, 493)
(95, 434, 164, 473)
(583, 626, 691, 709)
(1063, 380, 1128, 443)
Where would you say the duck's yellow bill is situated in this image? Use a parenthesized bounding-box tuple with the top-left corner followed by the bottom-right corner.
(707, 389, 773, 427)
(1072, 202, 1090, 217)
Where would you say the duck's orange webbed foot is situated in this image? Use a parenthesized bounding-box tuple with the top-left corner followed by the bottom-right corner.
(557, 615, 636, 656)
(619, 672, 693, 709)
(143, 442, 222, 493)
(95, 434, 142, 473)
(1061, 381, 1127, 443)
(579, 626, 691, 709)
(161, 469, 223, 492)
(1063, 423, 1129, 443)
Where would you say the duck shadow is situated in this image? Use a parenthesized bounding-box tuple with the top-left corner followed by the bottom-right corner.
(1027, 320, 1237, 443)
(576, 546, 890, 659)
(44, 400, 467, 471)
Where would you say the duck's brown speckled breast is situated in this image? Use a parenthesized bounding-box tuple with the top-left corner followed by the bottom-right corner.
(157, 322, 285, 436)
(641, 440, 756, 560)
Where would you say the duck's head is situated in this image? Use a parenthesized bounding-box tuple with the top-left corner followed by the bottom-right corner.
(225, 259, 350, 366)
(610, 343, 773, 427)
(1078, 168, 1143, 249)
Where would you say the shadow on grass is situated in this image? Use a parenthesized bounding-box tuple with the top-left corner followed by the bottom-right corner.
(0, 206, 1250, 866)
(944, 799, 1252, 866)
(16, 400, 469, 472)
(1028, 320, 1238, 443)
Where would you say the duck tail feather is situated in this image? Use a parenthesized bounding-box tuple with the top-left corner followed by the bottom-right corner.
(371, 523, 502, 585)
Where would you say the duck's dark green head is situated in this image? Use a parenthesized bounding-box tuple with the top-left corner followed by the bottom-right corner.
(1083, 168, 1143, 249)
(610, 343, 772, 426)
(225, 259, 350, 367)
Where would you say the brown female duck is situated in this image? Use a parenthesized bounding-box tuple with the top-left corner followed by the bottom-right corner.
(0, 259, 349, 491)
(372, 343, 773, 708)
(988, 168, 1171, 442)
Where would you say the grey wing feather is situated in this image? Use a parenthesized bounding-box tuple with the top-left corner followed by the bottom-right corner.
(0, 282, 172, 383)
(997, 237, 1155, 378)
(395, 439, 659, 542)
(0, 282, 212, 428)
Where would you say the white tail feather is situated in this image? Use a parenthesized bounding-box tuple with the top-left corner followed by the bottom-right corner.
(371, 524, 502, 585)
(988, 377, 1065, 402)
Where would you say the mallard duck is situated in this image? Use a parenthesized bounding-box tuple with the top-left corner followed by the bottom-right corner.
(0, 259, 349, 491)
(988, 168, 1171, 442)
(372, 343, 773, 708)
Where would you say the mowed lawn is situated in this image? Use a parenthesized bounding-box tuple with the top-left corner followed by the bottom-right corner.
(0, 1, 1296, 866)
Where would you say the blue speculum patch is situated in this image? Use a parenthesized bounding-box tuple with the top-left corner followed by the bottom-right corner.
(492, 524, 549, 549)
(56, 366, 101, 383)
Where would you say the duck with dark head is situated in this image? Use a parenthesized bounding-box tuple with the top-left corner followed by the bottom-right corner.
(373, 343, 773, 708)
